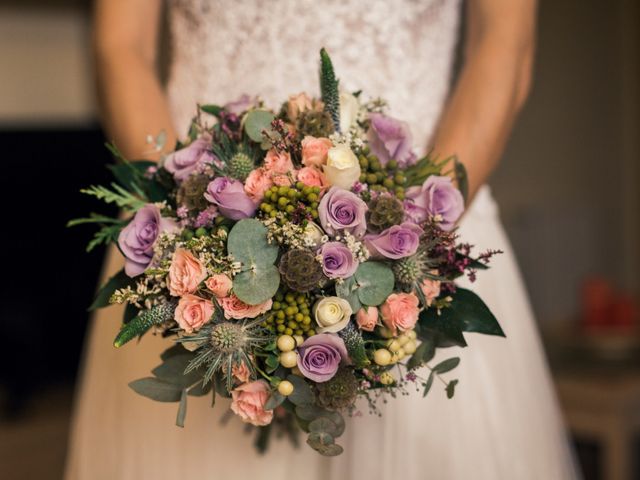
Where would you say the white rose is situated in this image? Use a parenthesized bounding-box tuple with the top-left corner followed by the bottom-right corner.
(313, 296, 353, 333)
(339, 92, 359, 133)
(303, 221, 324, 248)
(323, 144, 361, 190)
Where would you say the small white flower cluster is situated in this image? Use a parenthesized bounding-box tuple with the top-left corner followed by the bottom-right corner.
(335, 231, 370, 262)
(263, 216, 310, 249)
(110, 286, 140, 305)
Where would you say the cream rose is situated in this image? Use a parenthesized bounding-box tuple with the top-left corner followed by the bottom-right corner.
(303, 221, 325, 248)
(313, 296, 353, 333)
(168, 248, 207, 297)
(339, 92, 359, 133)
(174, 294, 214, 333)
(230, 380, 274, 426)
(323, 144, 361, 190)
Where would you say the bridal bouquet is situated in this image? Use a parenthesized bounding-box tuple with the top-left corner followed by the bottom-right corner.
(70, 49, 504, 456)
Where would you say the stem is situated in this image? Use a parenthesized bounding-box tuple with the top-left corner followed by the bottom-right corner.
(254, 363, 273, 382)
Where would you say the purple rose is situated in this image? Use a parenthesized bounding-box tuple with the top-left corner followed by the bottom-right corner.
(318, 187, 368, 238)
(319, 242, 358, 279)
(224, 94, 257, 116)
(365, 222, 423, 260)
(367, 113, 417, 167)
(118, 204, 178, 277)
(296, 333, 351, 383)
(404, 176, 464, 231)
(204, 177, 257, 220)
(164, 138, 215, 181)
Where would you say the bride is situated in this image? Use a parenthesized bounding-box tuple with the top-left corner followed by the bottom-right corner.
(66, 0, 579, 478)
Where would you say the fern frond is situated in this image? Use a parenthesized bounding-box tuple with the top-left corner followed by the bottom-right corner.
(67, 213, 123, 228)
(86, 224, 122, 252)
(319, 48, 341, 132)
(80, 183, 146, 210)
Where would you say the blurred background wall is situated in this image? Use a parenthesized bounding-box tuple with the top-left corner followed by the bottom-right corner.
(0, 1, 638, 479)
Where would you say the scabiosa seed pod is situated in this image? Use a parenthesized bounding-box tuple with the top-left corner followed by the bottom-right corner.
(316, 367, 359, 410)
(278, 249, 326, 292)
(296, 110, 335, 138)
(366, 195, 405, 233)
(176, 173, 210, 211)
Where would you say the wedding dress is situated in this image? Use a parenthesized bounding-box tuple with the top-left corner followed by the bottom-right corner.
(65, 0, 579, 478)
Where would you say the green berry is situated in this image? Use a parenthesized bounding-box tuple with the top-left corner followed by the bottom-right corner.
(195, 227, 208, 238)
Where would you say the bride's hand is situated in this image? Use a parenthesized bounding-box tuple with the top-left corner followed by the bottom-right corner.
(94, 0, 177, 160)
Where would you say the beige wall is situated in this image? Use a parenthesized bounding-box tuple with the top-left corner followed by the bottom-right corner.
(0, 7, 94, 125)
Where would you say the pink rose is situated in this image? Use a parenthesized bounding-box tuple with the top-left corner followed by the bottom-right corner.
(244, 168, 274, 202)
(205, 274, 233, 298)
(230, 380, 274, 426)
(168, 248, 207, 297)
(287, 92, 313, 122)
(264, 149, 295, 186)
(380, 292, 420, 335)
(301, 136, 332, 167)
(420, 275, 441, 307)
(297, 166, 328, 191)
(174, 294, 214, 333)
(356, 306, 379, 332)
(232, 360, 252, 383)
(219, 294, 272, 320)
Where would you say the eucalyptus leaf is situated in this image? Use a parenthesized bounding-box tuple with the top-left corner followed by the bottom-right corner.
(265, 391, 285, 410)
(335, 276, 362, 312)
(354, 262, 394, 306)
(422, 372, 435, 397)
(90, 269, 132, 310)
(406, 338, 435, 370)
(129, 377, 182, 402)
(233, 264, 280, 306)
(287, 375, 314, 406)
(176, 389, 188, 427)
(432, 357, 460, 375)
(446, 379, 459, 399)
(309, 417, 340, 437)
(244, 110, 275, 142)
(227, 219, 279, 267)
(152, 353, 202, 388)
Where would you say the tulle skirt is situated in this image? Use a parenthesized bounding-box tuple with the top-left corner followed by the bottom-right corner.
(65, 186, 579, 479)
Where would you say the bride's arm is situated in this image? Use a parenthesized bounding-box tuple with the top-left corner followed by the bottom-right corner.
(94, 0, 176, 160)
(431, 0, 536, 200)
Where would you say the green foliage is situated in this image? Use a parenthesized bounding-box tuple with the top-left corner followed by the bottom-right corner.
(200, 104, 223, 117)
(113, 302, 177, 348)
(80, 183, 146, 211)
(454, 157, 468, 204)
(335, 276, 362, 312)
(264, 391, 285, 410)
(422, 372, 435, 397)
(319, 48, 341, 132)
(227, 219, 280, 305)
(446, 379, 459, 399)
(129, 378, 183, 402)
(66, 213, 122, 228)
(406, 337, 435, 370)
(417, 287, 504, 349)
(244, 110, 275, 142)
(176, 389, 188, 427)
(354, 262, 395, 306)
(89, 269, 132, 310)
(432, 357, 460, 374)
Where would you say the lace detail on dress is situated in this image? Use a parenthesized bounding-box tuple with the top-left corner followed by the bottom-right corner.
(167, 0, 462, 149)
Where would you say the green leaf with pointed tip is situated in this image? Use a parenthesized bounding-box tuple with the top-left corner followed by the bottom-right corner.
(454, 158, 468, 204)
(176, 389, 188, 427)
(233, 264, 280, 306)
(417, 309, 467, 348)
(152, 353, 201, 388)
(354, 262, 394, 306)
(200, 104, 222, 116)
(422, 371, 435, 397)
(446, 379, 459, 399)
(187, 381, 211, 397)
(432, 357, 460, 374)
(244, 110, 275, 142)
(449, 288, 504, 336)
(90, 269, 132, 310)
(265, 391, 285, 410)
(406, 337, 436, 370)
(129, 377, 182, 402)
(287, 375, 314, 406)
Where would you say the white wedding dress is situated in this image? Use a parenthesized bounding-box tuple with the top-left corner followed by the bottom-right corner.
(65, 0, 580, 478)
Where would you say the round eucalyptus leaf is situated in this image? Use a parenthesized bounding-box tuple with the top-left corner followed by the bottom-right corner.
(244, 110, 275, 142)
(354, 261, 394, 306)
(233, 264, 280, 305)
(227, 219, 279, 267)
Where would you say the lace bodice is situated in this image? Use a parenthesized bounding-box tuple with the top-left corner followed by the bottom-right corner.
(167, 0, 462, 147)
